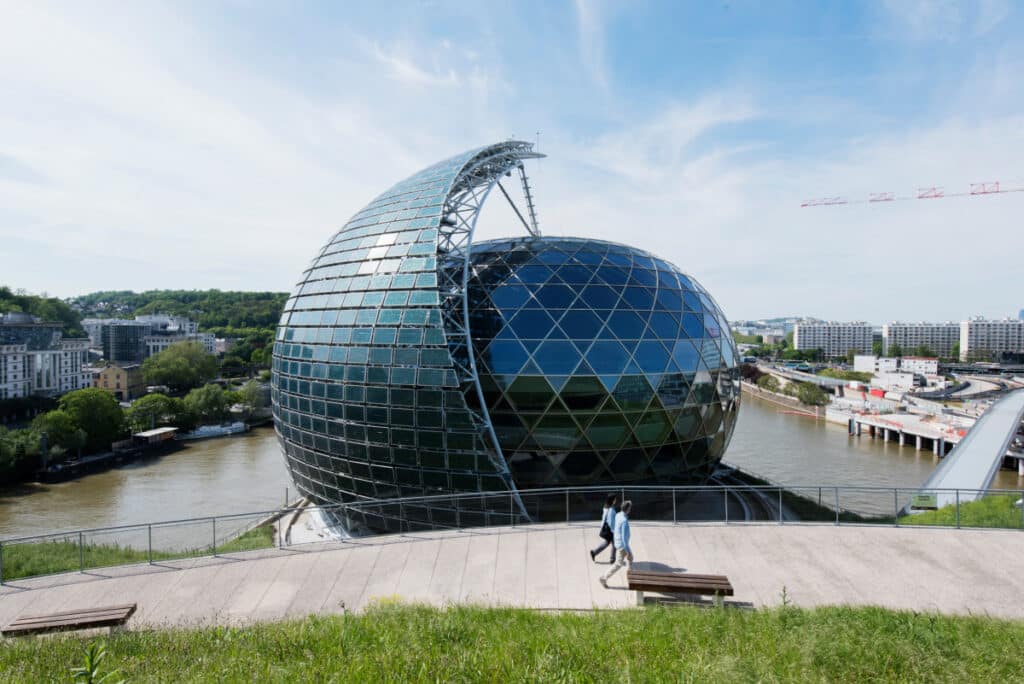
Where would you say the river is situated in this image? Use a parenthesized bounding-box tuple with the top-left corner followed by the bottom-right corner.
(0, 427, 289, 539)
(1, 397, 1021, 537)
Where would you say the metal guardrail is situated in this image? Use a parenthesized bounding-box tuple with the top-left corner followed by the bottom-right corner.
(1, 484, 1022, 585)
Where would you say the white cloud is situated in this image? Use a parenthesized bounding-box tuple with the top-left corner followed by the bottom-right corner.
(574, 0, 609, 89)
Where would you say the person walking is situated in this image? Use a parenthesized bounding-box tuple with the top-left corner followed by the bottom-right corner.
(589, 493, 617, 564)
(600, 500, 633, 588)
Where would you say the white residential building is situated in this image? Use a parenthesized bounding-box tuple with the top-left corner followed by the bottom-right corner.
(882, 322, 960, 358)
(900, 357, 939, 375)
(0, 343, 29, 400)
(0, 313, 92, 398)
(959, 318, 1024, 361)
(853, 355, 899, 374)
(144, 332, 216, 357)
(793, 322, 873, 357)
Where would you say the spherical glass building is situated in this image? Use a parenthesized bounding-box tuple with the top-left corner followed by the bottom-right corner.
(272, 142, 739, 528)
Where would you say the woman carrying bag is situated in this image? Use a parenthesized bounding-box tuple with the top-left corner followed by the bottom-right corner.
(589, 493, 618, 564)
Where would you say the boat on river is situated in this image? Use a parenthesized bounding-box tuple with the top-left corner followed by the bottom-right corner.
(177, 421, 250, 441)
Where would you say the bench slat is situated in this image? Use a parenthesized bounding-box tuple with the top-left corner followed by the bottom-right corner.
(628, 572, 728, 581)
(8, 612, 133, 629)
(9, 604, 137, 623)
(629, 577, 731, 587)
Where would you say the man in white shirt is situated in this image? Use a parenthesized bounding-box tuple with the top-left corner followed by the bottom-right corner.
(599, 500, 633, 588)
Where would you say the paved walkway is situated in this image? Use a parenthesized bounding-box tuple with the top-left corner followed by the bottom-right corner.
(3, 523, 1023, 628)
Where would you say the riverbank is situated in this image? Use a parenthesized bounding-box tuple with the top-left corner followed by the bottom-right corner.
(740, 380, 824, 418)
(3, 604, 1021, 682)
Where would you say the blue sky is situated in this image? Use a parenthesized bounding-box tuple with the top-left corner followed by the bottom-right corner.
(2, 0, 1022, 323)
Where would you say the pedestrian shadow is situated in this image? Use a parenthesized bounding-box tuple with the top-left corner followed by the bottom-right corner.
(629, 561, 686, 573)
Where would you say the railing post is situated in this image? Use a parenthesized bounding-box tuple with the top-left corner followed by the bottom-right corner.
(79, 531, 84, 573)
(0, 541, 4, 585)
(212, 517, 217, 557)
(672, 489, 677, 524)
(955, 490, 960, 529)
(565, 490, 569, 523)
(147, 525, 152, 565)
(510, 492, 514, 527)
(1021, 490, 1023, 531)
(723, 489, 728, 524)
(834, 488, 839, 525)
(778, 488, 783, 524)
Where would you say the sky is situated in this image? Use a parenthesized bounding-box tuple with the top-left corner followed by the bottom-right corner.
(2, 0, 1022, 324)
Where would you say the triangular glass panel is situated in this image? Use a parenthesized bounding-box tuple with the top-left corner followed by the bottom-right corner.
(519, 359, 542, 375)
(559, 376, 608, 410)
(586, 413, 631, 450)
(597, 374, 619, 392)
(505, 375, 556, 413)
(633, 410, 672, 444)
(545, 324, 569, 341)
(671, 340, 701, 373)
(533, 413, 582, 451)
(612, 375, 654, 411)
(547, 375, 572, 393)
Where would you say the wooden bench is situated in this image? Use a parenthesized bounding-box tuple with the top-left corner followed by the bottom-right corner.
(627, 570, 733, 607)
(2, 603, 137, 637)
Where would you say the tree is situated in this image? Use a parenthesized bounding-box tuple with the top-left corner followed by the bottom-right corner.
(888, 343, 904, 358)
(0, 426, 42, 481)
(57, 388, 125, 453)
(142, 341, 219, 391)
(756, 375, 781, 393)
(911, 344, 936, 358)
(239, 380, 266, 410)
(950, 342, 960, 360)
(845, 349, 859, 365)
(125, 394, 175, 433)
(872, 340, 883, 356)
(796, 382, 828, 406)
(31, 409, 86, 456)
(184, 384, 230, 424)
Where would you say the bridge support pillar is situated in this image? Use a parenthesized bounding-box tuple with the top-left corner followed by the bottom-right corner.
(856, 421, 862, 436)
(898, 432, 905, 447)
(938, 437, 946, 456)
(932, 438, 939, 456)
(1018, 458, 1023, 477)
(915, 434, 922, 451)
(883, 428, 890, 442)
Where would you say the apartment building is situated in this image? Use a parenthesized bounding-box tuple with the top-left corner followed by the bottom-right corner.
(881, 322, 960, 358)
(959, 318, 1024, 362)
(792, 322, 873, 357)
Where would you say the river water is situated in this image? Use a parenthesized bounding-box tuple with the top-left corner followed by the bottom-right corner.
(1, 397, 1021, 537)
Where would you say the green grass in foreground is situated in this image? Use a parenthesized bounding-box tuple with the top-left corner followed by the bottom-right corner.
(2, 604, 1023, 682)
(901, 494, 1023, 529)
(1, 524, 275, 581)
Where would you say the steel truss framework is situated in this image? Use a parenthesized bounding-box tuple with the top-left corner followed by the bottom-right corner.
(436, 142, 544, 490)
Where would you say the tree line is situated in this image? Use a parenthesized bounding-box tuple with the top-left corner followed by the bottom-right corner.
(72, 289, 288, 331)
(0, 382, 266, 485)
(0, 286, 85, 337)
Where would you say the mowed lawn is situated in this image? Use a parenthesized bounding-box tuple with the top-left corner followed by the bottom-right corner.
(2, 603, 1023, 682)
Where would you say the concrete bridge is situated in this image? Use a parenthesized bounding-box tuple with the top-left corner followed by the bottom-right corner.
(3, 523, 1023, 627)
(849, 413, 961, 456)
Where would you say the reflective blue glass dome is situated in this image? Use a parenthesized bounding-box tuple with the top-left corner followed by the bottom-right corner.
(466, 237, 739, 487)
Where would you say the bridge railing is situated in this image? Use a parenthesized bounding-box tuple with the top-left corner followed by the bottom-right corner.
(1, 484, 1022, 584)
